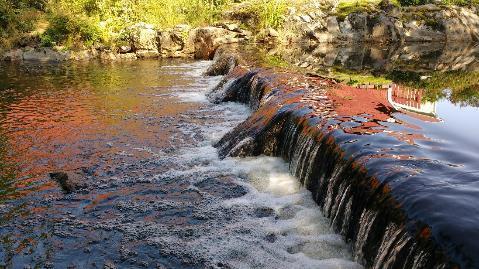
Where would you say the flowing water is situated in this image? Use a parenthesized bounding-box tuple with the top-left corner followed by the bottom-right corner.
(0, 60, 362, 268)
(212, 44, 479, 268)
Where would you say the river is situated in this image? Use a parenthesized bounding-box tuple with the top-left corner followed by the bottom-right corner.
(0, 59, 362, 268)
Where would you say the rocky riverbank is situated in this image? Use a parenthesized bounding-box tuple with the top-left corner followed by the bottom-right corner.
(2, 1, 479, 62)
(1, 23, 252, 62)
(275, 2, 479, 44)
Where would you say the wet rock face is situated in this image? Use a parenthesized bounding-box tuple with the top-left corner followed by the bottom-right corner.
(158, 25, 196, 58)
(204, 47, 241, 76)
(209, 51, 478, 268)
(194, 27, 240, 59)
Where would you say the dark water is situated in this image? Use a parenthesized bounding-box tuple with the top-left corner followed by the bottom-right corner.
(0, 60, 361, 268)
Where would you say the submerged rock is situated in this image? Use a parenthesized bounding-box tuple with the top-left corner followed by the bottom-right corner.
(49, 172, 87, 193)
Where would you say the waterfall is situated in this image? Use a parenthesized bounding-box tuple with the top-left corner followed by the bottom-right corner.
(207, 56, 466, 268)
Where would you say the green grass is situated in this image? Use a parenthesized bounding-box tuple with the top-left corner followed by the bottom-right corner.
(335, 0, 382, 20)
(327, 68, 393, 86)
(236, 0, 291, 30)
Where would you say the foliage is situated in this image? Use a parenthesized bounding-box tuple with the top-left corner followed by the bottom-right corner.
(46, 0, 234, 44)
(40, 13, 102, 47)
(387, 70, 479, 106)
(0, 0, 44, 47)
(1, 0, 235, 49)
(239, 0, 290, 30)
(329, 68, 392, 86)
(397, 0, 427, 6)
(335, 0, 381, 20)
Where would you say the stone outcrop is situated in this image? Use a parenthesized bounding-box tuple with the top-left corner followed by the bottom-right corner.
(283, 4, 479, 44)
(127, 23, 160, 58)
(263, 41, 479, 74)
(194, 26, 247, 59)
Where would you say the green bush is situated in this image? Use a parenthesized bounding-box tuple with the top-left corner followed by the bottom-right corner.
(0, 0, 42, 47)
(41, 14, 102, 47)
(239, 0, 289, 30)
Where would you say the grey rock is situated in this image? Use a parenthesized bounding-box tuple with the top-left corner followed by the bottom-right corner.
(118, 45, 132, 53)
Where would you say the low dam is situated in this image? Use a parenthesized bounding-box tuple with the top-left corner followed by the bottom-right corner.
(210, 49, 479, 268)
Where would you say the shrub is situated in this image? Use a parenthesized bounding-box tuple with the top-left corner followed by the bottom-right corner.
(336, 0, 381, 21)
(0, 0, 43, 47)
(41, 14, 102, 47)
(397, 0, 428, 6)
(239, 0, 289, 30)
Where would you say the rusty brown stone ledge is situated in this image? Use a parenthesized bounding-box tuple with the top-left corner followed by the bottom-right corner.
(207, 48, 475, 269)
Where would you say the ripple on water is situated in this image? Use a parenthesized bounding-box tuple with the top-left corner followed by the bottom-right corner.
(0, 60, 360, 268)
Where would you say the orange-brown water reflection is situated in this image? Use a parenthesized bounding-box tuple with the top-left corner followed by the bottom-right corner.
(0, 60, 198, 200)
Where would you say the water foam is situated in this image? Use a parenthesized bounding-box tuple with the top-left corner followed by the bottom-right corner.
(154, 61, 363, 268)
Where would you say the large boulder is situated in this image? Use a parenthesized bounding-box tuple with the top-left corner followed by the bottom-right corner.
(22, 47, 69, 62)
(313, 16, 341, 43)
(370, 14, 399, 42)
(402, 20, 445, 42)
(339, 12, 369, 41)
(194, 27, 242, 59)
(204, 46, 241, 76)
(158, 24, 195, 58)
(2, 49, 24, 61)
(439, 7, 479, 42)
(126, 23, 159, 58)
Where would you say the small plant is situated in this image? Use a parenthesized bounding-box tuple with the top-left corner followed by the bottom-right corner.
(336, 0, 381, 21)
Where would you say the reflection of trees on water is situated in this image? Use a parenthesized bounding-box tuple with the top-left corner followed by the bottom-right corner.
(262, 42, 479, 107)
(387, 86, 439, 119)
(387, 70, 479, 107)
(0, 131, 18, 202)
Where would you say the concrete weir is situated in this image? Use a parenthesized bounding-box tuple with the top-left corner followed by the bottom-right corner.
(207, 49, 479, 269)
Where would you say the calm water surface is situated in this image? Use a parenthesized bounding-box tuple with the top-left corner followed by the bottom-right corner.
(0, 60, 362, 268)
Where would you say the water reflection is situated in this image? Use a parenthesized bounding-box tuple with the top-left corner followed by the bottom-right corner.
(0, 59, 199, 202)
(0, 60, 362, 268)
(0, 59, 213, 267)
(255, 42, 479, 108)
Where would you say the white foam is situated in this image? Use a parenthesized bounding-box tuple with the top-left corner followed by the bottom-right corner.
(148, 60, 363, 268)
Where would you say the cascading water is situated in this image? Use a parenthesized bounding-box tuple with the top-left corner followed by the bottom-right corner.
(211, 52, 479, 269)
(0, 59, 362, 268)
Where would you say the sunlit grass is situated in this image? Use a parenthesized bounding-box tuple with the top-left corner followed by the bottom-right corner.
(335, 0, 383, 20)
